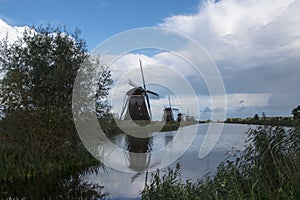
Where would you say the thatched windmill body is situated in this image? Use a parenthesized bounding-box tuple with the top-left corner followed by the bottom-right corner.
(120, 60, 159, 121)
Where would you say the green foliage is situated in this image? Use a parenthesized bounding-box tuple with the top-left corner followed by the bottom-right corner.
(141, 163, 202, 200)
(0, 26, 87, 113)
(1, 163, 109, 199)
(0, 25, 112, 180)
(0, 108, 101, 180)
(253, 113, 259, 120)
(292, 105, 300, 119)
(225, 116, 299, 127)
(141, 126, 300, 199)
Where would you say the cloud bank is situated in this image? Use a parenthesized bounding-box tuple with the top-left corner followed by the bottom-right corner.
(157, 0, 300, 117)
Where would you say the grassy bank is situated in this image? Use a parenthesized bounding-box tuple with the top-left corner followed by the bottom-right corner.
(0, 162, 108, 199)
(99, 116, 198, 136)
(0, 109, 101, 181)
(225, 117, 300, 127)
(141, 126, 300, 199)
(0, 141, 100, 181)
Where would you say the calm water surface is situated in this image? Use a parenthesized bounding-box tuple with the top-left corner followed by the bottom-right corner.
(86, 123, 255, 199)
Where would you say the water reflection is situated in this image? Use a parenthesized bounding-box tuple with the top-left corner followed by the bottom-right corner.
(164, 132, 174, 145)
(125, 135, 162, 183)
(0, 165, 109, 200)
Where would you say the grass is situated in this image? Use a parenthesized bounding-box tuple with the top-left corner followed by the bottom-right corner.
(0, 141, 100, 181)
(225, 118, 300, 127)
(0, 162, 109, 199)
(0, 108, 109, 198)
(141, 126, 300, 199)
(0, 108, 102, 181)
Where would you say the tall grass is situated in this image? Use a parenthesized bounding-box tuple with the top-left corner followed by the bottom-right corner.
(141, 126, 300, 199)
(0, 163, 108, 199)
(0, 108, 101, 181)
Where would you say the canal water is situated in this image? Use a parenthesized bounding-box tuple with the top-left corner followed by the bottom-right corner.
(85, 123, 255, 199)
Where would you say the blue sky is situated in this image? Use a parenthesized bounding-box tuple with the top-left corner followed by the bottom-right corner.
(0, 0, 200, 50)
(1, 0, 300, 119)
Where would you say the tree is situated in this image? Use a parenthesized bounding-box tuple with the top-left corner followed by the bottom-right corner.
(0, 26, 85, 113)
(0, 25, 112, 117)
(253, 114, 259, 120)
(291, 105, 300, 119)
(0, 25, 113, 172)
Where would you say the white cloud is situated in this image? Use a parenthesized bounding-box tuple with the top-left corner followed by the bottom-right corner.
(0, 18, 28, 43)
(101, 0, 300, 119)
(156, 0, 300, 117)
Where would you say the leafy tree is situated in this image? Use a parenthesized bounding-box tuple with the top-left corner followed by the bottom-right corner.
(253, 113, 259, 120)
(0, 25, 112, 176)
(1, 26, 85, 113)
(292, 105, 300, 119)
(0, 25, 112, 117)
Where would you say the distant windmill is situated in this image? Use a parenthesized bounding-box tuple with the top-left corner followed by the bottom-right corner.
(120, 60, 159, 121)
(162, 95, 179, 122)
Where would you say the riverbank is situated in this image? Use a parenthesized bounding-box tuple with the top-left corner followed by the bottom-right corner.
(225, 117, 300, 127)
(0, 133, 107, 198)
(0, 162, 108, 199)
(0, 140, 101, 182)
(99, 118, 199, 135)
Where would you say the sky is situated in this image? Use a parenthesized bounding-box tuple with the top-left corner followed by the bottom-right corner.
(1, 0, 300, 120)
(0, 0, 200, 49)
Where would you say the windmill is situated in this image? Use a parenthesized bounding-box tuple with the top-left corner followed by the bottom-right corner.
(162, 95, 179, 122)
(120, 59, 159, 121)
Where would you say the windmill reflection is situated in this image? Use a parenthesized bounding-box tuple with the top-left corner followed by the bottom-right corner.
(164, 132, 174, 146)
(125, 134, 160, 182)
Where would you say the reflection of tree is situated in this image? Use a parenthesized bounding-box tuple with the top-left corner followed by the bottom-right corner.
(0, 165, 109, 199)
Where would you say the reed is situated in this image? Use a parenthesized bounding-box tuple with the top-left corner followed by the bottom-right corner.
(141, 126, 300, 199)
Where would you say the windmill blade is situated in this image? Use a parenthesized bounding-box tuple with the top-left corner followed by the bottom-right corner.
(146, 90, 159, 98)
(120, 96, 129, 120)
(128, 79, 141, 89)
(145, 93, 152, 119)
(139, 59, 147, 91)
